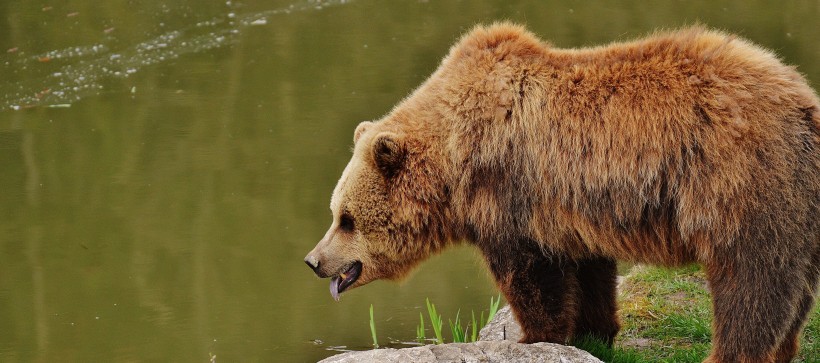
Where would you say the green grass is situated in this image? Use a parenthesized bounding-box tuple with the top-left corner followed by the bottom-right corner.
(418, 295, 501, 344)
(487, 294, 501, 323)
(802, 304, 820, 363)
(448, 310, 468, 343)
(416, 312, 426, 343)
(435, 294, 501, 343)
(369, 295, 502, 347)
(425, 298, 445, 344)
(369, 304, 378, 348)
(573, 335, 643, 363)
(575, 265, 820, 363)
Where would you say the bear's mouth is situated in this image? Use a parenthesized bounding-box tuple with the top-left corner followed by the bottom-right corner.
(330, 261, 362, 301)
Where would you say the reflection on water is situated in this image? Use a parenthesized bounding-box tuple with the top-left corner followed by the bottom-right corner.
(0, 0, 817, 361)
(1, 0, 349, 110)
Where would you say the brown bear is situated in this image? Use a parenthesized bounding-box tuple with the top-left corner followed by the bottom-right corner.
(304, 23, 819, 363)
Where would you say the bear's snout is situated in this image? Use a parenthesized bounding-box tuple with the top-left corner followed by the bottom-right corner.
(304, 253, 333, 278)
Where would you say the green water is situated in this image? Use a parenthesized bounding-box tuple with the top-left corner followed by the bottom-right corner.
(1, 0, 817, 361)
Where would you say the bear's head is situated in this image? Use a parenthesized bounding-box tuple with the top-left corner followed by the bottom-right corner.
(304, 22, 547, 300)
(304, 118, 452, 300)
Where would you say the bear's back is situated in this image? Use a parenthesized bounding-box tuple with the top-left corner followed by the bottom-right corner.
(525, 27, 819, 254)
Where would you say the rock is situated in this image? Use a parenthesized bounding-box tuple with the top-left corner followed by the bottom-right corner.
(318, 340, 603, 363)
(319, 345, 434, 363)
(318, 305, 602, 363)
(478, 305, 523, 342)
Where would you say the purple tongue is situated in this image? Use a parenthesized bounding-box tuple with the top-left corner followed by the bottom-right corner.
(330, 276, 342, 301)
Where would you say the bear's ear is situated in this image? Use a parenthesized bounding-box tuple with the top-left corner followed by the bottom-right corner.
(373, 133, 405, 178)
(354, 121, 373, 144)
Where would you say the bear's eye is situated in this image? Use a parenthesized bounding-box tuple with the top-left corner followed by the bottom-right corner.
(339, 213, 355, 233)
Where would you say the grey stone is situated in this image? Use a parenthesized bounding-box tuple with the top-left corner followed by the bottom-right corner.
(318, 305, 602, 363)
(318, 340, 602, 363)
(478, 305, 523, 342)
(319, 345, 435, 363)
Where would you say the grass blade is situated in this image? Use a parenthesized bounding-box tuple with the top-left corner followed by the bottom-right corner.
(369, 304, 379, 348)
(487, 294, 501, 323)
(426, 298, 444, 344)
(448, 309, 465, 343)
(471, 310, 478, 342)
(417, 312, 426, 342)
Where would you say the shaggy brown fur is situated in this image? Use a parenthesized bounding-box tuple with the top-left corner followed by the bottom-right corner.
(305, 23, 820, 363)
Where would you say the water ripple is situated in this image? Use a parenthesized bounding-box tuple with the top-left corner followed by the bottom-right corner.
(1, 0, 352, 111)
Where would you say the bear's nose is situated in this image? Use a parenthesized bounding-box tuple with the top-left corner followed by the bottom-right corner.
(304, 254, 321, 273)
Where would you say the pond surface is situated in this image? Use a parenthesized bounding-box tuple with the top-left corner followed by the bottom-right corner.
(1, 0, 817, 361)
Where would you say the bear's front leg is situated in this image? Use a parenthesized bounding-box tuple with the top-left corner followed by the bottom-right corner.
(573, 257, 620, 346)
(479, 237, 580, 344)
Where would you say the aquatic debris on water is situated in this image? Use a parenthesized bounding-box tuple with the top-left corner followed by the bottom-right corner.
(250, 18, 267, 26)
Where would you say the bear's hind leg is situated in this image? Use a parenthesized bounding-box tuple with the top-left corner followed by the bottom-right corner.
(773, 245, 819, 363)
(572, 257, 620, 346)
(704, 250, 808, 363)
(772, 289, 816, 363)
(480, 238, 580, 344)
